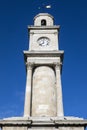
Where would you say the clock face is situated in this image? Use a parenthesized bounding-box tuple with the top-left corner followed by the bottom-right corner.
(37, 37, 50, 46)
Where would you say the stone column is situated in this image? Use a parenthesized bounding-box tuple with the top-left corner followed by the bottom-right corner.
(24, 62, 33, 117)
(55, 62, 64, 117)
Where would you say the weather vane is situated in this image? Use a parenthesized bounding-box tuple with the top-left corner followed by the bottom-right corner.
(38, 4, 51, 12)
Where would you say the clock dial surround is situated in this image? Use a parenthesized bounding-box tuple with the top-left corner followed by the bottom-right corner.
(37, 37, 50, 47)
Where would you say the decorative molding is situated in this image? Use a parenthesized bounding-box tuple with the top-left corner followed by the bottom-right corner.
(26, 62, 34, 70)
(30, 32, 34, 35)
(0, 118, 87, 126)
(54, 32, 58, 35)
(23, 51, 64, 64)
(54, 62, 62, 70)
(28, 25, 60, 30)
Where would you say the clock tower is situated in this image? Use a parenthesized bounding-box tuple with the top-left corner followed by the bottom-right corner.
(0, 13, 86, 130)
(24, 13, 64, 118)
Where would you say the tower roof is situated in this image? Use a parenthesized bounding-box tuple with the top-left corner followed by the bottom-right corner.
(34, 13, 54, 21)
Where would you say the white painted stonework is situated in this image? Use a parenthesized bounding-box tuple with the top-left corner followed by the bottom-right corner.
(23, 50, 64, 117)
(32, 66, 56, 117)
(0, 13, 86, 130)
(24, 13, 64, 118)
(34, 13, 54, 26)
(0, 116, 86, 130)
(29, 27, 59, 51)
(28, 13, 60, 51)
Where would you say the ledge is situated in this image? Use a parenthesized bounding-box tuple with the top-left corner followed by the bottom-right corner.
(28, 25, 60, 30)
(0, 117, 87, 127)
(23, 50, 64, 61)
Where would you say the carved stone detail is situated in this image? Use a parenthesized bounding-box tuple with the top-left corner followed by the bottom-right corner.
(53, 62, 62, 70)
(26, 62, 34, 70)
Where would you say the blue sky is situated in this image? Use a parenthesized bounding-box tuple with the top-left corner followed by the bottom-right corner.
(0, 0, 87, 119)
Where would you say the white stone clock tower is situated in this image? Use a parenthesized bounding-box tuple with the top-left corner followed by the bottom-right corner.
(0, 13, 86, 130)
(24, 13, 64, 118)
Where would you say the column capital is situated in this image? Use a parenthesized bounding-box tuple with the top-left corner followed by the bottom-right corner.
(26, 62, 34, 70)
(53, 62, 62, 70)
(54, 32, 58, 35)
(30, 32, 34, 35)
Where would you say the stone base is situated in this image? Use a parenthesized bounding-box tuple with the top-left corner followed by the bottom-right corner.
(0, 116, 87, 130)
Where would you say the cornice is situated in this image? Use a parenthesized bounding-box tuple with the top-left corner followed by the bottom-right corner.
(0, 119, 87, 127)
(23, 50, 64, 62)
(34, 13, 54, 21)
(28, 25, 60, 30)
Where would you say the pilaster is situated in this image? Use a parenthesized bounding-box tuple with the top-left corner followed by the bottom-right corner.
(54, 62, 64, 117)
(24, 62, 34, 117)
